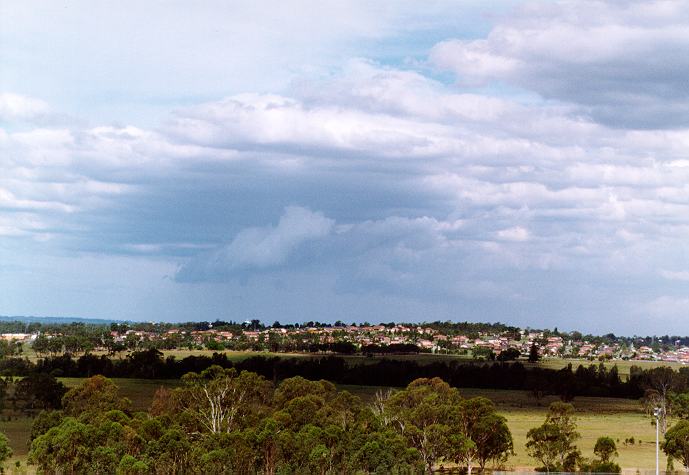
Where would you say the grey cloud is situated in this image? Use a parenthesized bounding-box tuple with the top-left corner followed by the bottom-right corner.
(431, 0, 689, 129)
(176, 209, 474, 295)
(6, 44, 689, 332)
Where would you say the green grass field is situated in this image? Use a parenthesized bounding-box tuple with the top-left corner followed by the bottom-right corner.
(525, 357, 684, 378)
(463, 389, 661, 470)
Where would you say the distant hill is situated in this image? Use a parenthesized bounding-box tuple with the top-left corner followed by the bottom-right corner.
(0, 315, 123, 326)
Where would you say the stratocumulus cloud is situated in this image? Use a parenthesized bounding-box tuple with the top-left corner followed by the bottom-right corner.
(430, 0, 689, 129)
(3, 0, 689, 333)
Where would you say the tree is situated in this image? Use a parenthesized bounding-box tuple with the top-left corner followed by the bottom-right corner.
(179, 365, 272, 434)
(145, 427, 197, 474)
(118, 455, 149, 474)
(61, 375, 130, 418)
(526, 402, 580, 472)
(351, 428, 423, 473)
(32, 334, 50, 357)
(386, 377, 461, 473)
(472, 347, 495, 361)
(528, 342, 540, 363)
(586, 436, 621, 473)
(497, 347, 521, 361)
(663, 420, 689, 470)
(643, 366, 682, 434)
(14, 372, 66, 414)
(671, 392, 689, 420)
(593, 436, 618, 463)
(273, 376, 333, 409)
(29, 417, 93, 474)
(454, 397, 513, 473)
(30, 410, 65, 442)
(0, 432, 11, 474)
(474, 412, 514, 470)
(370, 388, 397, 428)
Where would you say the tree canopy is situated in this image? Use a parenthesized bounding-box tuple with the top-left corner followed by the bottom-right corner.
(26, 373, 516, 474)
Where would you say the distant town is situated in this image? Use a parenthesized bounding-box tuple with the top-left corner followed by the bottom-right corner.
(1, 318, 689, 363)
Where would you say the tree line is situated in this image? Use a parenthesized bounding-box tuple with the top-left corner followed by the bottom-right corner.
(0, 350, 674, 399)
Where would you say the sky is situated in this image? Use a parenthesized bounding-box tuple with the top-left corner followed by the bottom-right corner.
(2, 0, 689, 335)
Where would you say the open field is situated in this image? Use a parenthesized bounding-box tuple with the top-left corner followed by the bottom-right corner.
(0, 417, 32, 459)
(524, 357, 685, 378)
(160, 349, 314, 362)
(475, 391, 661, 471)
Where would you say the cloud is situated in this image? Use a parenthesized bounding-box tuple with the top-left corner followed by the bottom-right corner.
(7, 63, 689, 279)
(659, 270, 689, 282)
(495, 226, 530, 242)
(0, 1, 517, 124)
(164, 92, 455, 160)
(5, 4, 689, 332)
(641, 296, 689, 320)
(0, 93, 49, 122)
(176, 206, 334, 281)
(430, 0, 689, 129)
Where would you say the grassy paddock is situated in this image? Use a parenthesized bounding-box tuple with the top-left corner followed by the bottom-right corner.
(0, 417, 32, 457)
(525, 358, 684, 378)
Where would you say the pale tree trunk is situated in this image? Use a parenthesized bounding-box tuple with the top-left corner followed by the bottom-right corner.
(187, 377, 247, 434)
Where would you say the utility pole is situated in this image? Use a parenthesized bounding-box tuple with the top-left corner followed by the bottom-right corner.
(654, 406, 662, 475)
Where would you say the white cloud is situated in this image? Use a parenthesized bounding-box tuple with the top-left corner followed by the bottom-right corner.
(177, 206, 334, 280)
(496, 226, 530, 242)
(0, 93, 49, 122)
(659, 270, 689, 282)
(164, 92, 457, 160)
(224, 206, 334, 268)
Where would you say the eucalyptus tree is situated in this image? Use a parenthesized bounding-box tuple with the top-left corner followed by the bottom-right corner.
(663, 420, 689, 470)
(178, 365, 272, 434)
(526, 402, 580, 472)
(386, 377, 461, 473)
(455, 397, 514, 473)
(0, 432, 11, 475)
